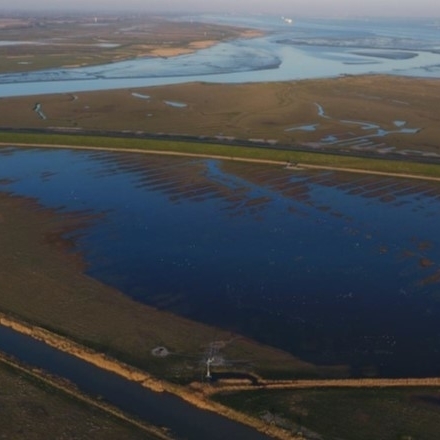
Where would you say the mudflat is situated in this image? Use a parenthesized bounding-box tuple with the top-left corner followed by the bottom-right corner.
(0, 14, 261, 73)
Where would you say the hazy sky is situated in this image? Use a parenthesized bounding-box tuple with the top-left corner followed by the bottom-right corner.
(4, 0, 440, 18)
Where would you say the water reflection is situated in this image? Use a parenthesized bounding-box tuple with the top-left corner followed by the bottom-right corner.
(1, 146, 440, 377)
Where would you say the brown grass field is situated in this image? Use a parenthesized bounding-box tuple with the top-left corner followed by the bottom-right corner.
(0, 75, 439, 163)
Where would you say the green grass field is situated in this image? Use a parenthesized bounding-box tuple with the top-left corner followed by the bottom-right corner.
(1, 130, 440, 179)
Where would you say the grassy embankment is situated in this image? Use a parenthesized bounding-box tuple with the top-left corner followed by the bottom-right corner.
(1, 130, 440, 180)
(0, 352, 166, 440)
(213, 387, 440, 440)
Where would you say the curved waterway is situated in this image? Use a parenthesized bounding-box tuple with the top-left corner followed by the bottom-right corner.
(1, 16, 440, 97)
(0, 325, 270, 440)
(1, 146, 440, 378)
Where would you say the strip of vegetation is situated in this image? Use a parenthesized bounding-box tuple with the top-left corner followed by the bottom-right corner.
(0, 306, 175, 382)
(213, 387, 440, 440)
(0, 352, 167, 440)
(1, 131, 440, 180)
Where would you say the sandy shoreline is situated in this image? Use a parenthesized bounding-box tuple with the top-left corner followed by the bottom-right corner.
(148, 28, 264, 57)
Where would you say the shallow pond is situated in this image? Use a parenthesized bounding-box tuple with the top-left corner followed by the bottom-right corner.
(1, 146, 440, 377)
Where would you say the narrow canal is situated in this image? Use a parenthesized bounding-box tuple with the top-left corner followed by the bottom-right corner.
(0, 325, 271, 440)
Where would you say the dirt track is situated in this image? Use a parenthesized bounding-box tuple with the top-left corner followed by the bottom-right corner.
(204, 377, 440, 396)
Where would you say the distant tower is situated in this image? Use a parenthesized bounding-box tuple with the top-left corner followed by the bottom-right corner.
(94, 17, 98, 24)
(206, 357, 214, 379)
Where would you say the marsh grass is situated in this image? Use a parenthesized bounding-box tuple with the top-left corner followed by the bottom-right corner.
(0, 360, 157, 440)
(214, 387, 440, 440)
(1, 75, 440, 180)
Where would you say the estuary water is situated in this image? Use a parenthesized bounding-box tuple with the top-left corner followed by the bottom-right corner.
(1, 146, 440, 378)
(0, 15, 440, 97)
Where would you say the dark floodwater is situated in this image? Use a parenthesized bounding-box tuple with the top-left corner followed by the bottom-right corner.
(1, 146, 440, 377)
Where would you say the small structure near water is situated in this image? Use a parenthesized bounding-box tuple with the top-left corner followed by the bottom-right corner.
(151, 346, 170, 357)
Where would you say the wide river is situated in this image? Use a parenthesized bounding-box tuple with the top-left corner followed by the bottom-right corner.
(0, 15, 440, 97)
(1, 146, 440, 378)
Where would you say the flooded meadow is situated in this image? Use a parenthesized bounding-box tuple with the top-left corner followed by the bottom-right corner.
(1, 146, 439, 377)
